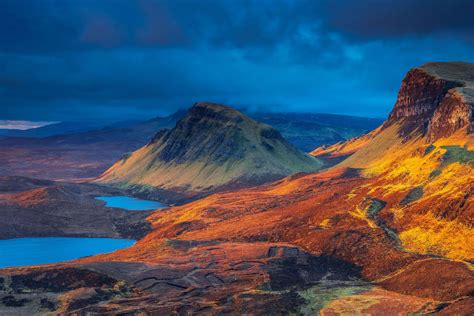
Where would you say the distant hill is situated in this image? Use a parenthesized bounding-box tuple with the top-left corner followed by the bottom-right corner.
(98, 102, 323, 202)
(0, 129, 17, 136)
(0, 111, 186, 180)
(0, 121, 111, 138)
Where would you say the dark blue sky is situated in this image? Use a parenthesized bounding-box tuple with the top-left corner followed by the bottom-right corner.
(1, 0, 474, 121)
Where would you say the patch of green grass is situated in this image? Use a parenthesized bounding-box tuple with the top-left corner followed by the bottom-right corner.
(297, 281, 371, 314)
(366, 199, 386, 217)
(400, 186, 424, 206)
(440, 145, 474, 168)
(424, 144, 436, 156)
(429, 169, 442, 179)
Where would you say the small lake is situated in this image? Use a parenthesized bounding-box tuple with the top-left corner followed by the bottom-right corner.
(0, 237, 134, 268)
(96, 196, 167, 210)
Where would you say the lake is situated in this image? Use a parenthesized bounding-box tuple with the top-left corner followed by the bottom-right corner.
(0, 237, 134, 268)
(96, 196, 167, 210)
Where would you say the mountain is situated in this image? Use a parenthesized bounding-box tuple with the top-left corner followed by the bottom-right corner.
(310, 61, 474, 262)
(312, 62, 474, 157)
(0, 121, 110, 138)
(251, 112, 383, 151)
(0, 111, 186, 180)
(98, 102, 324, 202)
(1, 62, 472, 315)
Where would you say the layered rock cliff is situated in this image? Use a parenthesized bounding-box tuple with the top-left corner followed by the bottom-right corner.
(385, 62, 474, 141)
(97, 102, 323, 202)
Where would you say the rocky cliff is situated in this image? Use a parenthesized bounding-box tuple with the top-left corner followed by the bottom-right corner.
(386, 62, 473, 141)
(97, 102, 323, 202)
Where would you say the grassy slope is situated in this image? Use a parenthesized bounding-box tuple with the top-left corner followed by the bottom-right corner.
(315, 122, 474, 261)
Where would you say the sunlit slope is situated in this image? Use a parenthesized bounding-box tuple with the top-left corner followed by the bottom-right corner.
(98, 102, 323, 200)
(340, 127, 474, 260)
(311, 62, 474, 260)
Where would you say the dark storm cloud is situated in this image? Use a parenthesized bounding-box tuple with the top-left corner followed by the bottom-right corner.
(1, 0, 474, 121)
(324, 0, 474, 39)
(2, 0, 474, 53)
(0, 0, 316, 54)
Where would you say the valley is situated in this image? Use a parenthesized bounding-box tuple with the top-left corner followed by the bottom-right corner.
(2, 1, 473, 314)
(0, 62, 473, 315)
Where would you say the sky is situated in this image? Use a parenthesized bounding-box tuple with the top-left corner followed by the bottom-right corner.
(1, 0, 474, 122)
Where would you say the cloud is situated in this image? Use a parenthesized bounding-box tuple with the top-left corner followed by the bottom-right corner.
(0, 0, 474, 121)
(0, 120, 56, 130)
(323, 0, 474, 39)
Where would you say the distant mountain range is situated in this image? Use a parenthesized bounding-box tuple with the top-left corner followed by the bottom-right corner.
(0, 121, 114, 138)
(0, 109, 380, 181)
(0, 110, 382, 150)
(251, 112, 382, 151)
(0, 111, 185, 180)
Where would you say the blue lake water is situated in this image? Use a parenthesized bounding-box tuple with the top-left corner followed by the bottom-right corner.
(96, 196, 167, 210)
(0, 237, 135, 268)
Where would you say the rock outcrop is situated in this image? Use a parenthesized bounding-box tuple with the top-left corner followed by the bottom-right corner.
(386, 62, 474, 141)
(97, 102, 323, 202)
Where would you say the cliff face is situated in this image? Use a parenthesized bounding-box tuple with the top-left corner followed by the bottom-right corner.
(428, 87, 473, 141)
(98, 102, 323, 202)
(386, 62, 474, 141)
